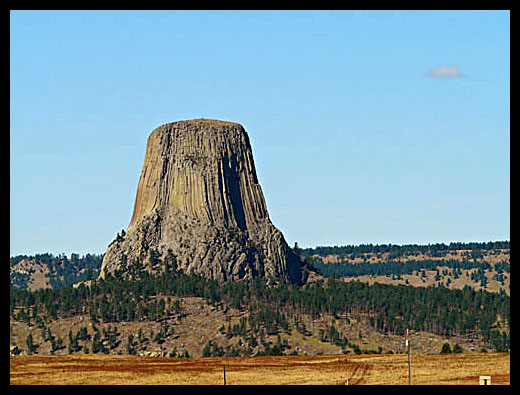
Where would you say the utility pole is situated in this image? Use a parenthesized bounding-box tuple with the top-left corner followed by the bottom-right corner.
(406, 328, 412, 385)
(223, 364, 226, 385)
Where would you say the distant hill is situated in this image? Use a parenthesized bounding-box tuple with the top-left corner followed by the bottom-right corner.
(298, 240, 510, 257)
(297, 241, 510, 296)
(10, 241, 509, 293)
(10, 253, 103, 291)
(10, 267, 510, 357)
(10, 241, 510, 357)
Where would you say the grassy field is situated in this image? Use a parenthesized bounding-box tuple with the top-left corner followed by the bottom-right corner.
(316, 248, 510, 296)
(10, 352, 509, 385)
(341, 267, 510, 295)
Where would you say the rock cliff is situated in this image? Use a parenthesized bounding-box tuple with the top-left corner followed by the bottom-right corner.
(99, 119, 307, 284)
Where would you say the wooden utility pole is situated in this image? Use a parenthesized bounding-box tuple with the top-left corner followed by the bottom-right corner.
(406, 329, 412, 385)
(223, 364, 226, 385)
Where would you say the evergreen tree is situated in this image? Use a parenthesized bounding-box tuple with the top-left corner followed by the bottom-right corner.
(92, 331, 102, 354)
(164, 249, 178, 272)
(293, 242, 301, 256)
(126, 334, 136, 355)
(149, 248, 161, 266)
(452, 344, 463, 353)
(26, 333, 36, 355)
(440, 342, 452, 354)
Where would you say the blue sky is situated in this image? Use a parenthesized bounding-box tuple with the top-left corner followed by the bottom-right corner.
(10, 10, 510, 256)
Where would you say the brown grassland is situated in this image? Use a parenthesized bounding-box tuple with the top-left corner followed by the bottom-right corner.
(10, 352, 509, 385)
(317, 248, 510, 296)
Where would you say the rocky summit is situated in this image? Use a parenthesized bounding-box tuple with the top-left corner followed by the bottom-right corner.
(99, 119, 307, 284)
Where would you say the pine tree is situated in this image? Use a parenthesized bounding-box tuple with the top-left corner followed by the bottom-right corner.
(202, 340, 212, 357)
(126, 334, 136, 355)
(67, 330, 74, 354)
(26, 333, 36, 355)
(440, 342, 452, 354)
(165, 249, 177, 272)
(452, 344, 463, 353)
(92, 331, 101, 354)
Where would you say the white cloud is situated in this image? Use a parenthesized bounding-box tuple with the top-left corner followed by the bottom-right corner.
(427, 65, 465, 78)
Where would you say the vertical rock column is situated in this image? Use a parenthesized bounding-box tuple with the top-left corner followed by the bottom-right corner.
(100, 119, 306, 285)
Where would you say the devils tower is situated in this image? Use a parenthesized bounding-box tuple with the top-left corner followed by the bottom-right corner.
(99, 119, 307, 284)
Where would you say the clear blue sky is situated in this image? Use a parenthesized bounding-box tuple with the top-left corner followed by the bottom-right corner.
(10, 10, 510, 256)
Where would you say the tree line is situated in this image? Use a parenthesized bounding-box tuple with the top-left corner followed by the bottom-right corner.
(10, 252, 104, 289)
(312, 258, 508, 278)
(10, 259, 510, 351)
(298, 241, 510, 257)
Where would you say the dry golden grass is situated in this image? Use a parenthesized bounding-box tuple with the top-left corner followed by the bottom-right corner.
(10, 352, 509, 385)
(341, 266, 510, 296)
(316, 249, 510, 265)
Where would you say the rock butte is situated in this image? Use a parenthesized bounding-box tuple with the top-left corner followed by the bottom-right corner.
(99, 119, 307, 284)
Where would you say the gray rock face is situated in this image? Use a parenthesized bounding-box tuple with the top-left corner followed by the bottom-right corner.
(99, 119, 307, 284)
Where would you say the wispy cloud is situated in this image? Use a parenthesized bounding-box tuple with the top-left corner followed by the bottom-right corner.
(427, 65, 466, 79)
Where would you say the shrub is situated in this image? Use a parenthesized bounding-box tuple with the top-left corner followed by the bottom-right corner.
(452, 344, 463, 353)
(440, 342, 452, 354)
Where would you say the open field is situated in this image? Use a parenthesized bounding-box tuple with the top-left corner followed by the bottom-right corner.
(313, 248, 510, 296)
(10, 352, 509, 385)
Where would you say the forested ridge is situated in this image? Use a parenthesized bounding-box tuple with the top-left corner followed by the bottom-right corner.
(10, 241, 510, 356)
(299, 241, 510, 257)
(293, 241, 510, 297)
(10, 241, 509, 291)
(10, 260, 510, 352)
(313, 258, 509, 278)
(10, 253, 103, 289)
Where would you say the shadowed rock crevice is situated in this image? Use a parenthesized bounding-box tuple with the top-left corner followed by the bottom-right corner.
(100, 118, 307, 284)
(222, 152, 247, 231)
